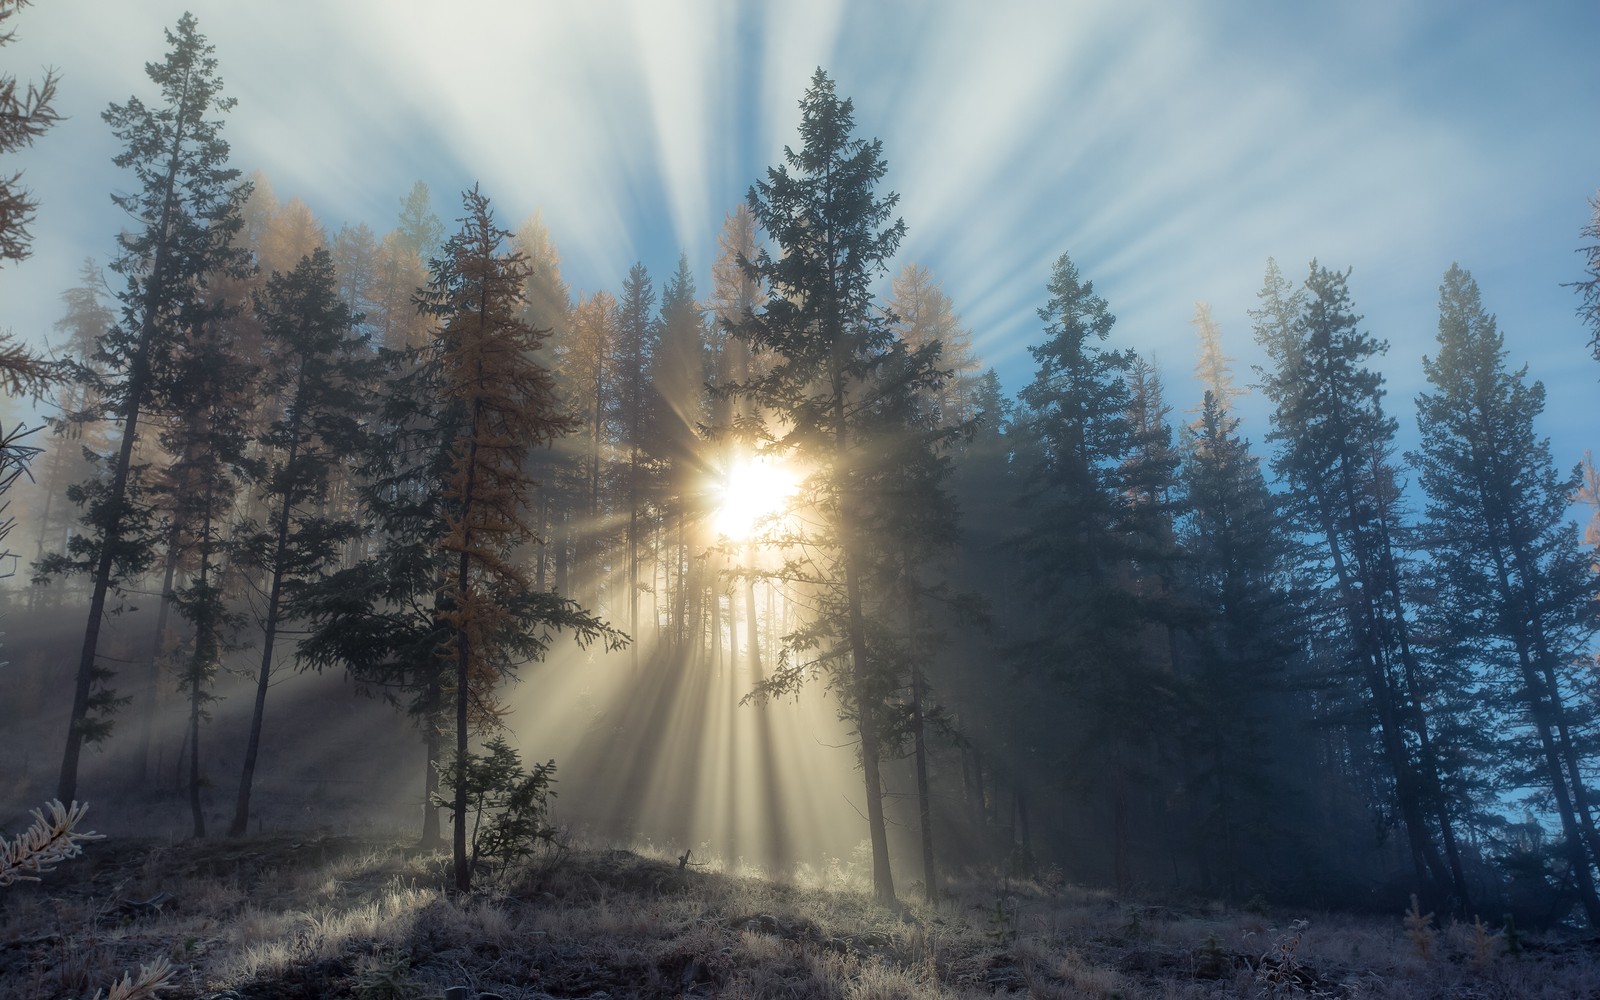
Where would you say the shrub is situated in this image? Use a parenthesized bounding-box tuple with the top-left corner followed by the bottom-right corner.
(434, 736, 561, 874)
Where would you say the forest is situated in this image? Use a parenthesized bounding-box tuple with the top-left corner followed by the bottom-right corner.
(4, 9, 1600, 989)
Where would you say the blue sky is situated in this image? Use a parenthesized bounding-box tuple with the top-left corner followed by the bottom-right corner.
(2, 0, 1596, 481)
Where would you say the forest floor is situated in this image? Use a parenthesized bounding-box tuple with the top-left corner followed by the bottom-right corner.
(2, 831, 1598, 1000)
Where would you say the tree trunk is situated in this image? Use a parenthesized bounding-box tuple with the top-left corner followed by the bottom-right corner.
(60, 80, 192, 806)
(135, 531, 182, 786)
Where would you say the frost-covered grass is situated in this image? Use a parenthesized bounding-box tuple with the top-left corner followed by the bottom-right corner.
(2, 833, 1597, 999)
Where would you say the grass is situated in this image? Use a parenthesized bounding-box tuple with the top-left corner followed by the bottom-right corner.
(2, 834, 1599, 999)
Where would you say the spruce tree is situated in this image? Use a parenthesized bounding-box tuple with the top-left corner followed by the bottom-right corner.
(228, 248, 371, 837)
(615, 262, 658, 661)
(0, 0, 58, 265)
(1413, 264, 1600, 922)
(58, 13, 250, 803)
(1256, 260, 1469, 911)
(1012, 252, 1179, 891)
(1177, 388, 1297, 897)
(161, 307, 257, 839)
(730, 69, 919, 905)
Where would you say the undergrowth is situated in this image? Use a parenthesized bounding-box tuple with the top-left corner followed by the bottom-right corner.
(1, 833, 1597, 999)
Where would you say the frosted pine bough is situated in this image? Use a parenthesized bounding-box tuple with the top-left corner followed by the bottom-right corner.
(0, 798, 103, 885)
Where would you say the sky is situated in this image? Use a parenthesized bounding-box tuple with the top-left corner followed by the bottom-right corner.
(2, 0, 1597, 482)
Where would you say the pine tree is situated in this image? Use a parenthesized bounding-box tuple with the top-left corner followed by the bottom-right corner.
(730, 69, 916, 904)
(1177, 388, 1297, 897)
(57, 13, 250, 804)
(1012, 250, 1163, 893)
(1413, 263, 1600, 922)
(0, 0, 59, 265)
(160, 306, 257, 839)
(419, 185, 622, 893)
(615, 262, 658, 661)
(650, 253, 707, 650)
(228, 248, 370, 836)
(1256, 260, 1469, 911)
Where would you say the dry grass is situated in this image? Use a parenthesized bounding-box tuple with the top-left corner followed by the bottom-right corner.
(3, 834, 1600, 999)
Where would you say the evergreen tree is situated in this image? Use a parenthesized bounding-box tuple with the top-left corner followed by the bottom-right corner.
(160, 306, 257, 839)
(1256, 259, 1470, 911)
(57, 13, 250, 804)
(615, 262, 658, 659)
(1011, 251, 1162, 893)
(730, 69, 918, 904)
(228, 248, 371, 837)
(1177, 388, 1297, 897)
(650, 253, 707, 650)
(1413, 264, 1600, 922)
(0, 0, 58, 265)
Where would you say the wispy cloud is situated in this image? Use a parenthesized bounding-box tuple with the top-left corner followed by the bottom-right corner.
(0, 0, 1594, 464)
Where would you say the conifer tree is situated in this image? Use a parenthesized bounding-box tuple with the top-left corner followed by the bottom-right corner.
(615, 262, 658, 659)
(161, 308, 257, 839)
(0, 0, 58, 266)
(1413, 264, 1600, 922)
(1256, 260, 1469, 911)
(30, 265, 112, 579)
(1011, 251, 1162, 892)
(228, 248, 370, 837)
(57, 13, 250, 804)
(650, 253, 707, 650)
(888, 263, 980, 426)
(1575, 193, 1600, 364)
(419, 185, 622, 893)
(730, 69, 919, 904)
(1177, 388, 1296, 896)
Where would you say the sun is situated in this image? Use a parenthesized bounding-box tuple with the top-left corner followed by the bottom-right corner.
(713, 455, 799, 541)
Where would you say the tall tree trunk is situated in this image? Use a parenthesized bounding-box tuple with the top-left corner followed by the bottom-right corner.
(229, 403, 306, 837)
(452, 398, 483, 895)
(189, 481, 217, 841)
(135, 527, 182, 785)
(60, 81, 191, 806)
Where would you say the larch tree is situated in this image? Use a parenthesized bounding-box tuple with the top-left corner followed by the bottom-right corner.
(1574, 192, 1600, 365)
(31, 264, 112, 578)
(419, 185, 622, 893)
(57, 13, 250, 804)
(730, 69, 928, 905)
(228, 248, 370, 837)
(887, 262, 981, 427)
(562, 289, 618, 610)
(511, 212, 572, 593)
(1413, 263, 1600, 923)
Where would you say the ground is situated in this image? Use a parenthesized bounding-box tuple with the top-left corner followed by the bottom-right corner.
(2, 831, 1598, 999)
